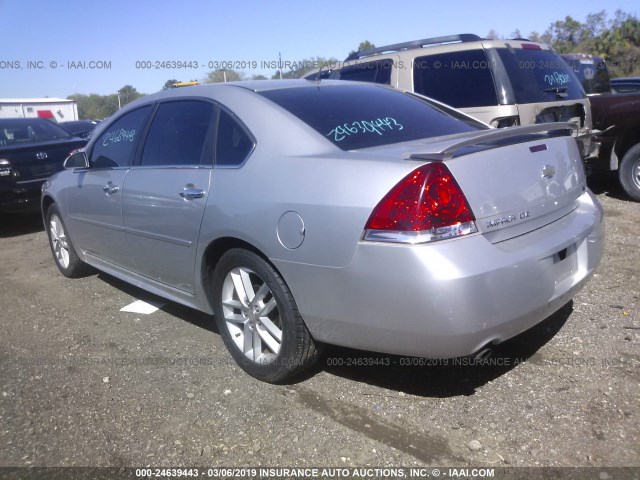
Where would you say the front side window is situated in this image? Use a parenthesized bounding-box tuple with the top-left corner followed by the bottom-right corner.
(259, 85, 484, 151)
(90, 106, 151, 168)
(336, 60, 393, 85)
(413, 50, 499, 108)
(141, 101, 214, 167)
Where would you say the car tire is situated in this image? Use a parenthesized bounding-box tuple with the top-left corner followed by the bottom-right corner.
(46, 204, 91, 278)
(212, 248, 321, 383)
(618, 143, 640, 202)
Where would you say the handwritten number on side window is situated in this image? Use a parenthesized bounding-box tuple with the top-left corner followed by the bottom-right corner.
(102, 128, 136, 147)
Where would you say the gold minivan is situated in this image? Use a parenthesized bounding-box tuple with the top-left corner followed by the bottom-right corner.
(331, 34, 593, 154)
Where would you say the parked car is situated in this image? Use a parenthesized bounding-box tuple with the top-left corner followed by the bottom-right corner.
(333, 36, 589, 127)
(561, 53, 610, 95)
(42, 81, 604, 383)
(59, 120, 100, 139)
(0, 118, 87, 213)
(610, 77, 640, 94)
(302, 68, 334, 80)
(562, 54, 640, 201)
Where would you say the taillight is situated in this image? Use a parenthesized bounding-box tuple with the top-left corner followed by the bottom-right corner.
(0, 159, 11, 177)
(364, 162, 477, 244)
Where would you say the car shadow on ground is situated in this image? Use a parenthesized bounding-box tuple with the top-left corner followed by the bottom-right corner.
(587, 172, 631, 201)
(319, 302, 573, 397)
(93, 270, 571, 395)
(0, 212, 44, 238)
(96, 272, 218, 334)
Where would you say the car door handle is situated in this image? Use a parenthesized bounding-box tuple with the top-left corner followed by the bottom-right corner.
(179, 187, 205, 200)
(102, 183, 119, 195)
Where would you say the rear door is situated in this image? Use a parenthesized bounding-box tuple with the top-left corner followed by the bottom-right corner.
(66, 106, 152, 267)
(122, 100, 215, 292)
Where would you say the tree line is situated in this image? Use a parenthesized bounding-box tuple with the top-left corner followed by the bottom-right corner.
(489, 9, 640, 77)
(69, 11, 639, 119)
(68, 85, 143, 120)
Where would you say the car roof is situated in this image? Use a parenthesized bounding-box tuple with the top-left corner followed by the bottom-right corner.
(344, 34, 552, 61)
(121, 80, 387, 110)
(86, 80, 403, 155)
(233, 79, 361, 91)
(59, 120, 97, 125)
(0, 117, 52, 125)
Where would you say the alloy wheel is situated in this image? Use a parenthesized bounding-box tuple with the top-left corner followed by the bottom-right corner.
(49, 214, 70, 269)
(221, 267, 283, 364)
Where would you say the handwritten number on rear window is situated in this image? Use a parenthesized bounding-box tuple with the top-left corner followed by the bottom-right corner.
(328, 117, 404, 142)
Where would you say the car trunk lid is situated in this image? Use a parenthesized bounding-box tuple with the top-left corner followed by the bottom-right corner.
(401, 123, 587, 243)
(0, 138, 86, 181)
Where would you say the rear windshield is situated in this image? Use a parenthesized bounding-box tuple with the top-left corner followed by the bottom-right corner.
(0, 119, 72, 146)
(496, 48, 586, 103)
(563, 57, 610, 94)
(258, 85, 484, 150)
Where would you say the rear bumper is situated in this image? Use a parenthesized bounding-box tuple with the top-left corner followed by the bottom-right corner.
(274, 190, 604, 358)
(0, 180, 44, 213)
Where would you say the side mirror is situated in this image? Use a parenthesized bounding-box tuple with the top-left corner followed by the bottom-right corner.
(64, 151, 89, 170)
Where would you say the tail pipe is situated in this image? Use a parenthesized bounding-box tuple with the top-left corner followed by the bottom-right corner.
(473, 345, 494, 361)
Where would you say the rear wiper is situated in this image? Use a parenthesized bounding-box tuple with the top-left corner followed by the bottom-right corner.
(543, 86, 569, 99)
(543, 86, 568, 93)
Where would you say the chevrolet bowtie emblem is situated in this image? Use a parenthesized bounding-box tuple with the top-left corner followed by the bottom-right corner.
(541, 165, 556, 179)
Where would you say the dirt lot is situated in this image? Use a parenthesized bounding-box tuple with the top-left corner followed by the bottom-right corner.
(0, 174, 638, 470)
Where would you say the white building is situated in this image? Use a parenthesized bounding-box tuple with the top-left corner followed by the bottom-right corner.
(0, 98, 79, 122)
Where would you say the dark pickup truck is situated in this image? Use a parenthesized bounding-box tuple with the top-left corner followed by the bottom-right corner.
(0, 118, 87, 212)
(563, 54, 640, 201)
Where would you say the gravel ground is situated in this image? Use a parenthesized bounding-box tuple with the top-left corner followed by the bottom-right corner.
(0, 175, 638, 469)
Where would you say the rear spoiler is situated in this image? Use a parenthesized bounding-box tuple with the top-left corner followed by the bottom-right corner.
(408, 122, 577, 161)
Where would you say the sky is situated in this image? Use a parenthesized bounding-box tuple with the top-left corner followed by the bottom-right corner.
(1, 0, 638, 98)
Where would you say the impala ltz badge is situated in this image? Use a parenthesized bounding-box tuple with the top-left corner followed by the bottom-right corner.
(541, 165, 556, 179)
(36, 152, 48, 160)
(487, 215, 516, 229)
(486, 211, 531, 229)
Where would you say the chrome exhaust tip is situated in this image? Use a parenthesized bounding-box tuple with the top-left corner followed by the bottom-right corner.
(473, 346, 494, 361)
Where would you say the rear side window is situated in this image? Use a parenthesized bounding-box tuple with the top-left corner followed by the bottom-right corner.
(496, 48, 586, 103)
(141, 101, 214, 166)
(336, 60, 393, 85)
(413, 50, 499, 108)
(215, 110, 254, 166)
(259, 85, 483, 151)
(90, 106, 151, 168)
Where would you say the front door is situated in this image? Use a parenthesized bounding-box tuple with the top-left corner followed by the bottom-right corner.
(66, 106, 152, 268)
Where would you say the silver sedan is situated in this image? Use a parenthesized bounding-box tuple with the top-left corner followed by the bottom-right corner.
(42, 80, 604, 383)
